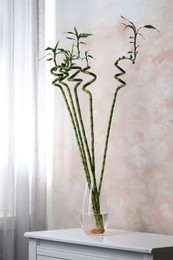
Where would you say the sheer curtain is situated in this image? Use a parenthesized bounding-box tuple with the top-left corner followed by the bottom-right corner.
(0, 0, 51, 259)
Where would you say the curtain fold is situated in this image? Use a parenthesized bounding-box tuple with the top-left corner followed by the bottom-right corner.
(0, 0, 47, 259)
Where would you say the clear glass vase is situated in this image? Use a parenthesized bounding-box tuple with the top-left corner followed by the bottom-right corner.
(80, 181, 108, 235)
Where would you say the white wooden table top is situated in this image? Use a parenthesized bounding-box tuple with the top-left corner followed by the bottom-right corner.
(24, 228, 173, 254)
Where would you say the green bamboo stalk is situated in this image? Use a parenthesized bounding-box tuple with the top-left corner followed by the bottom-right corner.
(82, 67, 98, 203)
(56, 67, 86, 163)
(82, 66, 97, 173)
(66, 63, 103, 231)
(50, 66, 91, 186)
(57, 64, 92, 181)
(98, 61, 126, 195)
(59, 74, 87, 164)
(82, 67, 105, 232)
(98, 17, 158, 194)
(67, 65, 103, 230)
(67, 66, 93, 174)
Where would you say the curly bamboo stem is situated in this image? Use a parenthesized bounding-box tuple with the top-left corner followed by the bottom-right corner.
(51, 67, 91, 186)
(99, 59, 127, 195)
(67, 67, 93, 174)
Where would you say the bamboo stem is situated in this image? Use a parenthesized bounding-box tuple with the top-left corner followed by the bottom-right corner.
(98, 61, 126, 194)
(51, 67, 91, 186)
(67, 67, 93, 174)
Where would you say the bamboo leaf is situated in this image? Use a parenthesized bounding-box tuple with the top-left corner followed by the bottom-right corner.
(121, 15, 135, 26)
(80, 41, 87, 45)
(143, 25, 158, 30)
(46, 57, 53, 61)
(79, 33, 92, 38)
(88, 55, 94, 59)
(66, 37, 75, 41)
(138, 32, 145, 39)
(45, 47, 53, 51)
(74, 26, 78, 37)
(120, 15, 127, 21)
(67, 31, 75, 35)
(58, 48, 68, 53)
(124, 24, 134, 31)
(55, 41, 60, 50)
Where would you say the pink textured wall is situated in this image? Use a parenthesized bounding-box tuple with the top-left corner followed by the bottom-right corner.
(48, 0, 173, 234)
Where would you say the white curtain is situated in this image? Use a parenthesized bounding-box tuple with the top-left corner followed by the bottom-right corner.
(0, 0, 50, 259)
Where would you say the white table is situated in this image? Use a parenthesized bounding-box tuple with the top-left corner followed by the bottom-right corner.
(24, 228, 173, 260)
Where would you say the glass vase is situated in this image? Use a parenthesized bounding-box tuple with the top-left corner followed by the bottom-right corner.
(80, 181, 108, 235)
